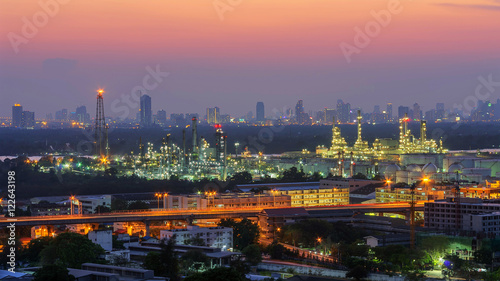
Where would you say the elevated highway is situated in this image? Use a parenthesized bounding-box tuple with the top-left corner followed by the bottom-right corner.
(0, 202, 423, 228)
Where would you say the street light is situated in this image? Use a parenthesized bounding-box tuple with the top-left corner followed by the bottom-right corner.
(423, 177, 430, 201)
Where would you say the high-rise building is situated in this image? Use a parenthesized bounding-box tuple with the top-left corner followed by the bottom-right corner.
(75, 106, 88, 123)
(413, 103, 421, 121)
(156, 110, 167, 125)
(12, 104, 23, 127)
(207, 107, 220, 124)
(256, 102, 265, 122)
(323, 108, 336, 124)
(336, 99, 350, 123)
(295, 100, 305, 124)
(140, 94, 152, 127)
(398, 106, 409, 119)
(21, 111, 35, 129)
(436, 103, 445, 120)
(386, 103, 393, 121)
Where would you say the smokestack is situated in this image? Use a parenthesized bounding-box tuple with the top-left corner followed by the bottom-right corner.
(350, 151, 354, 177)
(420, 120, 427, 142)
(192, 117, 198, 151)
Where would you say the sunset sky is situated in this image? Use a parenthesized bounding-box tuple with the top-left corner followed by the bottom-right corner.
(1, 0, 500, 119)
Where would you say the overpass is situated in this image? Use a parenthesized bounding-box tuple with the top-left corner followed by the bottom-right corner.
(0, 202, 423, 228)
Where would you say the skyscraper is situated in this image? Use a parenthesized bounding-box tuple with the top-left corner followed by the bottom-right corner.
(207, 107, 220, 124)
(256, 102, 265, 122)
(140, 94, 152, 127)
(156, 110, 167, 125)
(295, 100, 305, 124)
(386, 103, 393, 121)
(398, 106, 409, 119)
(413, 103, 421, 121)
(12, 104, 23, 127)
(436, 103, 445, 120)
(21, 111, 35, 129)
(76, 105, 88, 123)
(336, 99, 350, 123)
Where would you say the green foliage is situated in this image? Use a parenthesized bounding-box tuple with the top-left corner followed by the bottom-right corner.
(242, 244, 262, 266)
(280, 167, 306, 182)
(180, 249, 210, 274)
(94, 205, 112, 213)
(112, 235, 125, 250)
(111, 198, 128, 210)
(34, 264, 75, 281)
(144, 252, 165, 276)
(218, 218, 259, 250)
(128, 200, 150, 210)
(474, 247, 493, 265)
(40, 232, 105, 268)
(230, 171, 253, 184)
(159, 237, 180, 281)
(282, 220, 366, 248)
(420, 235, 450, 265)
(265, 241, 288, 260)
(20, 236, 53, 264)
(184, 266, 248, 281)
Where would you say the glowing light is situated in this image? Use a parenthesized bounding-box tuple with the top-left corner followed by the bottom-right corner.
(97, 89, 104, 95)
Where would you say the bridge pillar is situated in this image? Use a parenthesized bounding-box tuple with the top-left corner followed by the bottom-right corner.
(144, 220, 150, 237)
(378, 212, 383, 217)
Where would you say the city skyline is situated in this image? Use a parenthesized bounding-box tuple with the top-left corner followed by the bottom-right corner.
(1, 0, 500, 118)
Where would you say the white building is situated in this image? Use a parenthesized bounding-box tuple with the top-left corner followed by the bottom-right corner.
(160, 226, 233, 250)
(424, 198, 500, 233)
(79, 195, 112, 214)
(463, 212, 500, 237)
(88, 230, 113, 251)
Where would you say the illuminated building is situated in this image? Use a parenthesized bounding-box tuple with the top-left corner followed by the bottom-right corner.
(398, 114, 442, 154)
(11, 104, 23, 127)
(352, 110, 369, 159)
(21, 110, 35, 129)
(160, 225, 233, 250)
(207, 107, 220, 124)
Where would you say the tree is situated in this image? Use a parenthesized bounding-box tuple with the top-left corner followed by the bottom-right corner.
(346, 264, 368, 280)
(180, 249, 210, 274)
(144, 252, 165, 276)
(34, 264, 75, 281)
(94, 205, 112, 214)
(21, 236, 53, 264)
(266, 241, 286, 260)
(40, 232, 105, 268)
(111, 198, 128, 210)
(128, 200, 149, 210)
(242, 244, 262, 266)
(474, 247, 493, 265)
(218, 218, 259, 250)
(230, 171, 253, 184)
(183, 266, 247, 281)
(420, 235, 449, 266)
(159, 237, 180, 281)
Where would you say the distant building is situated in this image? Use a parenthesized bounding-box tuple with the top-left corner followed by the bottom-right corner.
(88, 230, 113, 251)
(207, 107, 220, 124)
(140, 94, 152, 127)
(424, 198, 500, 233)
(21, 111, 35, 129)
(160, 225, 233, 250)
(336, 99, 351, 124)
(31, 202, 71, 216)
(413, 103, 421, 121)
(75, 105, 89, 123)
(386, 103, 393, 121)
(156, 109, 167, 125)
(11, 104, 22, 127)
(398, 106, 409, 119)
(256, 102, 265, 122)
